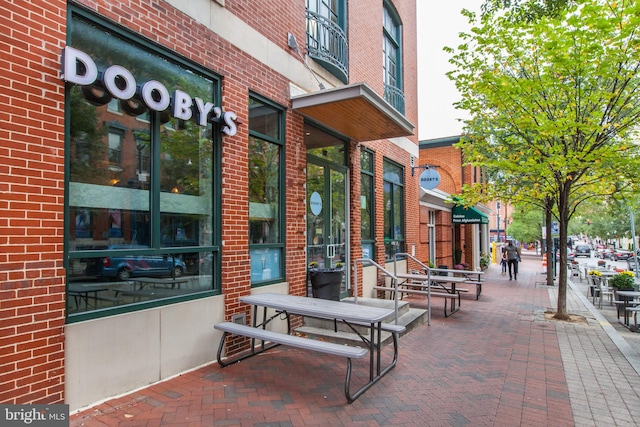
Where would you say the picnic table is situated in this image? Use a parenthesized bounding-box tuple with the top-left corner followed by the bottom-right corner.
(614, 290, 640, 329)
(67, 281, 129, 309)
(395, 272, 467, 317)
(214, 292, 404, 403)
(130, 276, 190, 289)
(429, 267, 485, 299)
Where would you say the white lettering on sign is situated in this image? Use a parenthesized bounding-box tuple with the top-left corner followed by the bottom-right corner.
(452, 214, 478, 224)
(61, 46, 238, 136)
(141, 80, 170, 111)
(102, 65, 136, 100)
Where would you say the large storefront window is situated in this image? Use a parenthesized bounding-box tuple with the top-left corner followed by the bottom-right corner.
(65, 9, 220, 320)
(383, 159, 405, 259)
(248, 96, 284, 284)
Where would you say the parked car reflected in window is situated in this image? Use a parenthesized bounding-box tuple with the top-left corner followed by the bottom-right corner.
(98, 245, 187, 281)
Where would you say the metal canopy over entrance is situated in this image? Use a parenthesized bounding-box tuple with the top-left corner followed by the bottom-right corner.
(452, 205, 489, 224)
(292, 82, 414, 142)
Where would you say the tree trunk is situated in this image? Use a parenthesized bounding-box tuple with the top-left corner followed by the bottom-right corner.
(545, 204, 554, 287)
(554, 188, 570, 320)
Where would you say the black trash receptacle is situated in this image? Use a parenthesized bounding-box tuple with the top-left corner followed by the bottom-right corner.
(309, 270, 343, 301)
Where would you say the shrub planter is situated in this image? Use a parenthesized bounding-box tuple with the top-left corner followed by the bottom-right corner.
(308, 269, 343, 301)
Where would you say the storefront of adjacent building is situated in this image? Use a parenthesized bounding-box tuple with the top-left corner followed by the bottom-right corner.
(1, 0, 419, 411)
(418, 136, 490, 270)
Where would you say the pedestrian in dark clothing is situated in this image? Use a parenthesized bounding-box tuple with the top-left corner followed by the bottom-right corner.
(504, 240, 521, 280)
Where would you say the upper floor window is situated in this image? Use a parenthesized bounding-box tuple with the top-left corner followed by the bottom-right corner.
(107, 130, 123, 166)
(248, 95, 285, 285)
(107, 98, 121, 113)
(383, 2, 405, 114)
(306, 0, 348, 83)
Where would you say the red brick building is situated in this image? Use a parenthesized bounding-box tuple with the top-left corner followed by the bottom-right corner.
(418, 136, 490, 270)
(0, 0, 421, 411)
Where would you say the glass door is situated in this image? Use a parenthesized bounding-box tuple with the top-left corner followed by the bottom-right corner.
(307, 157, 348, 298)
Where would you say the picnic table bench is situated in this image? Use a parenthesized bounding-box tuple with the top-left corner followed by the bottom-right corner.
(429, 268, 485, 300)
(214, 293, 404, 403)
(374, 272, 468, 318)
(373, 284, 462, 318)
(215, 321, 368, 359)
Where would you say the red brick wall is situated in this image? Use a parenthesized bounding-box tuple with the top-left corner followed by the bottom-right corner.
(419, 145, 461, 268)
(225, 1, 306, 54)
(0, 0, 419, 402)
(349, 1, 420, 279)
(0, 0, 67, 404)
(419, 144, 484, 267)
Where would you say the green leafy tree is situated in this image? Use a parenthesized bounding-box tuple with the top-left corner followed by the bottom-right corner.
(507, 203, 543, 245)
(481, 0, 573, 22)
(447, 1, 640, 319)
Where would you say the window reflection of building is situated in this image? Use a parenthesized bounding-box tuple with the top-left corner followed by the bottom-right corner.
(107, 129, 123, 166)
(74, 209, 91, 238)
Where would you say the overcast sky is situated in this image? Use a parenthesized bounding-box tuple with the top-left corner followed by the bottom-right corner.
(416, 1, 480, 141)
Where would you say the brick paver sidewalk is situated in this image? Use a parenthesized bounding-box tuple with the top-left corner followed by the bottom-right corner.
(70, 254, 639, 426)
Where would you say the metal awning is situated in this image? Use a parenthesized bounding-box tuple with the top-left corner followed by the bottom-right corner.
(291, 82, 415, 142)
(420, 187, 453, 211)
(452, 205, 489, 224)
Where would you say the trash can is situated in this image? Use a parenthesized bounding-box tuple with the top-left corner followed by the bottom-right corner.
(308, 269, 343, 301)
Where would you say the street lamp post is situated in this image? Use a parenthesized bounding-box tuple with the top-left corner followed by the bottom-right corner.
(133, 130, 149, 188)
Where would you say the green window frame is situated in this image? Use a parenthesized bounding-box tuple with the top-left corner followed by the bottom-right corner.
(64, 6, 221, 322)
(360, 149, 375, 259)
(382, 1, 405, 114)
(248, 94, 285, 285)
(306, 0, 349, 83)
(383, 159, 405, 260)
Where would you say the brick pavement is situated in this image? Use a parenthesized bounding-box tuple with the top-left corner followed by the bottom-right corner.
(70, 253, 640, 426)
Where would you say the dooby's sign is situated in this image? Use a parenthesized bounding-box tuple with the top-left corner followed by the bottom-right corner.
(61, 46, 238, 136)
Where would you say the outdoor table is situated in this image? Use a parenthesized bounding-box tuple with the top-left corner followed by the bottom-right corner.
(67, 281, 129, 309)
(131, 276, 190, 289)
(239, 292, 398, 402)
(614, 290, 640, 327)
(396, 272, 468, 293)
(395, 272, 467, 319)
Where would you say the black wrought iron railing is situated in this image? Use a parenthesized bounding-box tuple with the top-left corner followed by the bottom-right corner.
(306, 10, 348, 84)
(384, 84, 405, 115)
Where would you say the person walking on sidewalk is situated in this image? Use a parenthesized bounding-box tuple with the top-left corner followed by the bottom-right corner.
(505, 240, 521, 280)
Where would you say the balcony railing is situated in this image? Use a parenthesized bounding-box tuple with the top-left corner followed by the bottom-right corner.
(306, 10, 348, 84)
(384, 84, 405, 115)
